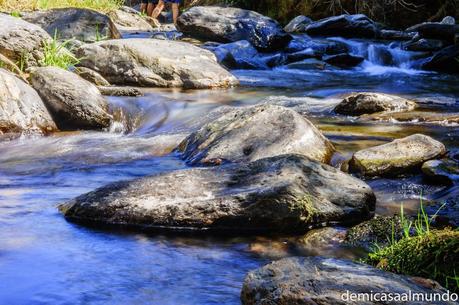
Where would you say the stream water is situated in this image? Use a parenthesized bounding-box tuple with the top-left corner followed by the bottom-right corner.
(1, 35, 459, 304)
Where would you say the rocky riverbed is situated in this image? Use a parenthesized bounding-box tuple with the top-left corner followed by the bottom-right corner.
(0, 4, 458, 305)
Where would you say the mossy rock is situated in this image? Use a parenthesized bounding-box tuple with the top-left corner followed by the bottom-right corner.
(345, 215, 404, 251)
(365, 230, 459, 292)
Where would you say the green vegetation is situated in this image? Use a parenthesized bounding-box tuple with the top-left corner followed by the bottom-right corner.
(365, 200, 459, 292)
(0, 0, 124, 12)
(39, 31, 80, 69)
(10, 10, 21, 17)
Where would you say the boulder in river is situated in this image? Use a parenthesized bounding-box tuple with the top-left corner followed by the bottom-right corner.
(176, 6, 292, 52)
(177, 104, 335, 165)
(108, 6, 153, 33)
(76, 39, 238, 89)
(0, 13, 51, 68)
(345, 216, 404, 251)
(406, 21, 459, 43)
(241, 256, 456, 305)
(285, 36, 348, 55)
(378, 29, 415, 41)
(304, 14, 379, 38)
(323, 53, 364, 68)
(403, 38, 447, 52)
(349, 134, 446, 177)
(422, 44, 459, 73)
(59, 154, 375, 233)
(22, 8, 121, 42)
(283, 15, 313, 33)
(334, 92, 417, 116)
(30, 67, 112, 130)
(0, 68, 57, 135)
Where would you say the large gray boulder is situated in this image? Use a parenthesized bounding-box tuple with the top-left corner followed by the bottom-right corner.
(0, 68, 57, 135)
(22, 8, 121, 42)
(0, 13, 51, 68)
(59, 154, 375, 233)
(335, 92, 417, 116)
(241, 257, 456, 305)
(406, 22, 459, 43)
(284, 15, 313, 33)
(76, 39, 238, 89)
(177, 104, 335, 165)
(177, 6, 292, 52)
(30, 67, 112, 130)
(349, 134, 446, 177)
(108, 6, 153, 33)
(304, 14, 379, 38)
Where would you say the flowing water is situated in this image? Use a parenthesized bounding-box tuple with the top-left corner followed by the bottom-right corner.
(1, 35, 459, 304)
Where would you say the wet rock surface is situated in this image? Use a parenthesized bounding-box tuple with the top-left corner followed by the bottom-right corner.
(284, 15, 312, 33)
(0, 13, 51, 68)
(0, 68, 57, 135)
(76, 38, 238, 89)
(30, 67, 112, 130)
(241, 256, 455, 305)
(335, 92, 417, 116)
(422, 159, 459, 185)
(345, 216, 404, 251)
(177, 6, 292, 52)
(59, 154, 375, 233)
(349, 134, 446, 177)
(22, 8, 121, 42)
(303, 14, 379, 38)
(177, 104, 335, 165)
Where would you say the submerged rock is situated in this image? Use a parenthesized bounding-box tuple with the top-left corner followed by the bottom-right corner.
(22, 8, 121, 42)
(30, 67, 112, 130)
(0, 13, 51, 68)
(335, 92, 417, 116)
(203, 40, 267, 70)
(304, 14, 379, 38)
(286, 58, 328, 70)
(349, 134, 446, 177)
(422, 159, 459, 185)
(0, 68, 57, 135)
(345, 216, 404, 251)
(76, 39, 238, 89)
(323, 53, 364, 68)
(177, 6, 292, 51)
(108, 6, 153, 33)
(363, 110, 459, 125)
(177, 104, 335, 165)
(241, 256, 455, 305)
(59, 154, 375, 233)
(284, 15, 313, 33)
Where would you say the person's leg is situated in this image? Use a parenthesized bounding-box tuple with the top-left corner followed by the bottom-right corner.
(171, 2, 179, 25)
(151, 0, 165, 19)
(140, 2, 147, 14)
(146, 2, 155, 16)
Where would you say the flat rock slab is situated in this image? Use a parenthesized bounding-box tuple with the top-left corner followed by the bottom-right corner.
(76, 39, 238, 89)
(304, 14, 378, 38)
(350, 134, 446, 177)
(22, 8, 121, 42)
(0, 13, 51, 68)
(177, 6, 292, 52)
(335, 92, 417, 116)
(59, 154, 375, 233)
(177, 104, 335, 165)
(241, 257, 456, 305)
(0, 68, 57, 135)
(30, 67, 112, 130)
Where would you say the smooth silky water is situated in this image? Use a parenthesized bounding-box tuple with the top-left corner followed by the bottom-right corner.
(1, 38, 459, 304)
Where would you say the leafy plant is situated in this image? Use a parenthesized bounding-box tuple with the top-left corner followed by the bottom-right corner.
(39, 31, 80, 69)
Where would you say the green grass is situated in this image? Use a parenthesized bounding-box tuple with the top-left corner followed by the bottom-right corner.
(39, 31, 80, 70)
(364, 197, 458, 292)
(0, 0, 124, 12)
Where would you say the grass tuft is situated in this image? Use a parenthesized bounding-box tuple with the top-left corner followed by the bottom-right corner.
(39, 31, 80, 70)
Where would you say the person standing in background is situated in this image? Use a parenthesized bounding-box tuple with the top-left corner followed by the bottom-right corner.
(151, 0, 180, 25)
(140, 0, 158, 17)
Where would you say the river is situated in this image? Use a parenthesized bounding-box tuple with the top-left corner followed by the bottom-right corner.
(0, 35, 458, 304)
